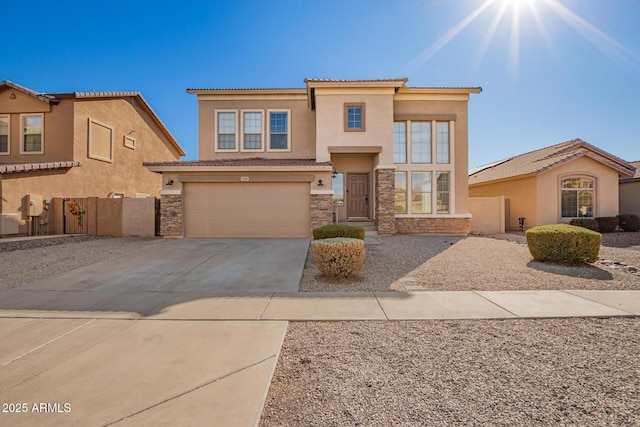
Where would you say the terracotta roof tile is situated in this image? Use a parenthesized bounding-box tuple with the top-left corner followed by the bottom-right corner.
(469, 139, 635, 185)
(144, 158, 332, 167)
(0, 161, 81, 174)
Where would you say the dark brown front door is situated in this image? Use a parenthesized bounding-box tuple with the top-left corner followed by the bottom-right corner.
(347, 173, 368, 218)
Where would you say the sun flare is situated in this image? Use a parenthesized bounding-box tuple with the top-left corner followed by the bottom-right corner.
(405, 0, 638, 76)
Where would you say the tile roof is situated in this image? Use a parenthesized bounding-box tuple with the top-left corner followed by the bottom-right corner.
(144, 158, 333, 167)
(0, 80, 58, 104)
(304, 78, 409, 83)
(0, 161, 81, 174)
(621, 160, 640, 180)
(469, 139, 636, 185)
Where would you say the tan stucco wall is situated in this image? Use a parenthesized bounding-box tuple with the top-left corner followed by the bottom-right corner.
(0, 88, 74, 161)
(469, 176, 537, 230)
(196, 97, 315, 160)
(315, 88, 395, 164)
(536, 156, 621, 225)
(469, 196, 505, 234)
(619, 180, 640, 216)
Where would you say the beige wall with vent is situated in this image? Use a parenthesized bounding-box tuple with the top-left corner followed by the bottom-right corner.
(469, 176, 537, 230)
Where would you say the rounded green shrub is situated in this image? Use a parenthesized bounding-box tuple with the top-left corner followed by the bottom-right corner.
(313, 237, 365, 278)
(569, 218, 599, 232)
(526, 224, 601, 264)
(617, 214, 640, 232)
(312, 224, 365, 240)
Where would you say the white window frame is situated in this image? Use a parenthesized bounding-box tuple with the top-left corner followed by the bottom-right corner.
(123, 134, 136, 150)
(559, 175, 596, 220)
(240, 109, 265, 152)
(267, 109, 291, 152)
(87, 117, 114, 163)
(394, 120, 456, 216)
(20, 113, 44, 154)
(215, 109, 239, 152)
(0, 114, 10, 155)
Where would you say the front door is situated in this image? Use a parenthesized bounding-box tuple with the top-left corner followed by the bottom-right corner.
(347, 173, 368, 218)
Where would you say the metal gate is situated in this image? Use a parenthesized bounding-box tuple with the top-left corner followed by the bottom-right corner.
(63, 198, 89, 234)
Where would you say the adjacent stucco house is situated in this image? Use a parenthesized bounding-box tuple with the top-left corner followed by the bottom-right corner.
(619, 160, 640, 217)
(146, 78, 481, 238)
(0, 80, 185, 235)
(469, 139, 636, 230)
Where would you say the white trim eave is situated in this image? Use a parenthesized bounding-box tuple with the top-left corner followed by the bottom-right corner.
(374, 164, 398, 170)
(146, 165, 334, 173)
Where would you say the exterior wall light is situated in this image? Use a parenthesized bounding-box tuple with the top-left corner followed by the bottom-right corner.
(166, 179, 174, 186)
(317, 179, 324, 186)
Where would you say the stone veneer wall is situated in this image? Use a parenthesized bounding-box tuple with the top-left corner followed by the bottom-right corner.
(310, 193, 333, 232)
(160, 194, 183, 236)
(375, 169, 396, 236)
(395, 217, 470, 235)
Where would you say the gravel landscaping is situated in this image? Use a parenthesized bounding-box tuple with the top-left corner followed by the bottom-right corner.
(261, 318, 640, 427)
(300, 232, 640, 292)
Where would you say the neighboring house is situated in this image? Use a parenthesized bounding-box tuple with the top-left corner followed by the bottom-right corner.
(619, 160, 640, 217)
(468, 139, 636, 230)
(145, 78, 481, 238)
(0, 80, 185, 235)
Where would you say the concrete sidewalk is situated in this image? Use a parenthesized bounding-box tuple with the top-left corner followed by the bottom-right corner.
(3, 290, 638, 321)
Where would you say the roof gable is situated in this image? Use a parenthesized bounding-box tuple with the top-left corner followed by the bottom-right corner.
(469, 139, 636, 185)
(0, 80, 59, 105)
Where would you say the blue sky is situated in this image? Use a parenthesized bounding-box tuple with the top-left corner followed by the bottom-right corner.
(2, 0, 639, 167)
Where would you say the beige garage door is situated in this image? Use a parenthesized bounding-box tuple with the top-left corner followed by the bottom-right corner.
(183, 182, 310, 238)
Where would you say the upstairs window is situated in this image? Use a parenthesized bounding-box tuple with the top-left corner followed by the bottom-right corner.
(21, 114, 43, 154)
(393, 121, 407, 164)
(411, 121, 431, 164)
(0, 115, 9, 154)
(268, 110, 290, 150)
(436, 122, 450, 164)
(242, 111, 263, 150)
(88, 118, 113, 162)
(561, 177, 594, 218)
(217, 111, 237, 150)
(344, 103, 365, 131)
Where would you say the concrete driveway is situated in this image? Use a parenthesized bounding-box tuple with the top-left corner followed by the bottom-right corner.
(0, 238, 307, 427)
(0, 238, 309, 317)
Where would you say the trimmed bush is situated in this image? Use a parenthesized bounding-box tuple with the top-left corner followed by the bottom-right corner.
(595, 216, 618, 233)
(313, 237, 365, 278)
(569, 218, 599, 232)
(526, 224, 601, 264)
(617, 213, 640, 232)
(312, 224, 365, 241)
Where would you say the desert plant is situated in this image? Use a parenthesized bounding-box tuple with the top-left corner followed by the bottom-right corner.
(312, 224, 365, 240)
(617, 213, 640, 232)
(595, 216, 618, 233)
(526, 224, 601, 264)
(569, 218, 599, 232)
(313, 237, 365, 278)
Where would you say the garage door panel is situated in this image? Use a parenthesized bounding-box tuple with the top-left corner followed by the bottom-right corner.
(183, 182, 310, 238)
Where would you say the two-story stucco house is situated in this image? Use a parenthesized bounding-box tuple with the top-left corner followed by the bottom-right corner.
(0, 80, 185, 235)
(146, 78, 481, 238)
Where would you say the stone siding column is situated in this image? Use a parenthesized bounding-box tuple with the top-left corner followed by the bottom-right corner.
(310, 193, 334, 233)
(160, 193, 183, 236)
(375, 168, 396, 236)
